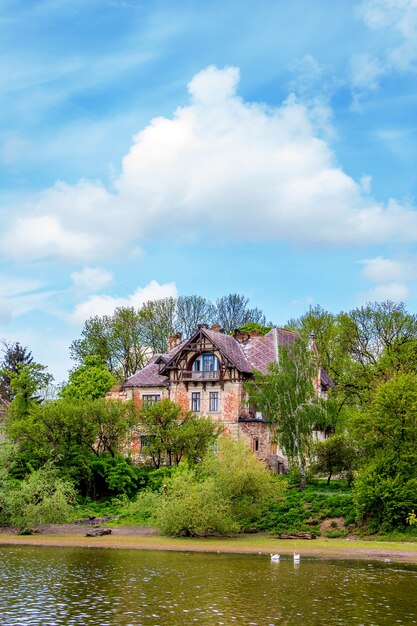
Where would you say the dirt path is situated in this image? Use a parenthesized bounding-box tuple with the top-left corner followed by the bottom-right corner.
(1, 524, 417, 563)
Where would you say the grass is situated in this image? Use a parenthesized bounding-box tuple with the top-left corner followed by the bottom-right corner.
(257, 478, 355, 535)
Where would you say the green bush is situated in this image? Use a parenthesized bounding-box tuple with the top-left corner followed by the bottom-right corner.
(155, 438, 285, 536)
(2, 462, 76, 531)
(156, 471, 238, 536)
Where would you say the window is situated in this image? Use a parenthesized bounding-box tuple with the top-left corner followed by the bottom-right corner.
(140, 435, 155, 450)
(209, 392, 219, 412)
(193, 353, 219, 372)
(253, 438, 259, 452)
(191, 392, 201, 412)
(142, 394, 161, 406)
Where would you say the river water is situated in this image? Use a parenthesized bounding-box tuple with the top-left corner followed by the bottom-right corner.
(0, 546, 416, 625)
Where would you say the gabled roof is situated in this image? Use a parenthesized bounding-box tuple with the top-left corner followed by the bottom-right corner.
(160, 326, 253, 374)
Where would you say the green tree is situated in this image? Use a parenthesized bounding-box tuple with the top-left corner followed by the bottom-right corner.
(61, 356, 117, 400)
(0, 341, 33, 402)
(351, 373, 417, 529)
(140, 297, 177, 353)
(139, 399, 218, 467)
(6, 397, 138, 493)
(247, 338, 326, 490)
(70, 307, 149, 380)
(315, 434, 356, 484)
(7, 361, 53, 419)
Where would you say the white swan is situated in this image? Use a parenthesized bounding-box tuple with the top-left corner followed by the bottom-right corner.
(293, 553, 300, 562)
(270, 554, 280, 563)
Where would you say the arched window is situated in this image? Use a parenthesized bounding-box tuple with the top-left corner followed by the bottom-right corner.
(193, 353, 219, 372)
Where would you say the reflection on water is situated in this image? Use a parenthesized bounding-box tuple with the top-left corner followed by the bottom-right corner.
(0, 546, 417, 625)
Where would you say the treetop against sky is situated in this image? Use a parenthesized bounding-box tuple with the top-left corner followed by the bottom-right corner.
(0, 0, 417, 380)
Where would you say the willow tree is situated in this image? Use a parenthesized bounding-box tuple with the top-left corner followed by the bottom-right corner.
(247, 338, 325, 490)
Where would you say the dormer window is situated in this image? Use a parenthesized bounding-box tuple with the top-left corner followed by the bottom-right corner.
(193, 353, 219, 372)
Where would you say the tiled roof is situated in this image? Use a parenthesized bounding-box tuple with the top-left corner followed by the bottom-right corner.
(243, 328, 298, 374)
(124, 355, 169, 388)
(203, 329, 253, 373)
(123, 328, 334, 388)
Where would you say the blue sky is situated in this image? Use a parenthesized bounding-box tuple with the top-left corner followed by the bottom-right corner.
(1, 0, 417, 381)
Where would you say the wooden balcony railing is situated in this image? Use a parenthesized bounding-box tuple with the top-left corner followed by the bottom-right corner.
(182, 370, 220, 381)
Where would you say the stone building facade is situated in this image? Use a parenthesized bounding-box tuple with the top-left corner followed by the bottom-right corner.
(107, 324, 333, 471)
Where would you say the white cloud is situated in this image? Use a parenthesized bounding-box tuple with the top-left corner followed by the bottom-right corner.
(358, 255, 417, 303)
(352, 0, 417, 91)
(67, 279, 177, 325)
(2, 65, 417, 261)
(363, 282, 409, 302)
(71, 267, 114, 293)
(359, 255, 415, 282)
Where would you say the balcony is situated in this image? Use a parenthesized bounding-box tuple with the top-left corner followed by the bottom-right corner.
(182, 370, 220, 381)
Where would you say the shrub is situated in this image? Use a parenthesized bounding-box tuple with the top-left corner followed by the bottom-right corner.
(156, 471, 238, 536)
(3, 462, 76, 531)
(155, 438, 285, 536)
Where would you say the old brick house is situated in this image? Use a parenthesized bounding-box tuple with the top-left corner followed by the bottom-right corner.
(107, 324, 333, 471)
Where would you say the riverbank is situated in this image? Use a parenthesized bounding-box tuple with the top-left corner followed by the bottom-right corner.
(1, 525, 417, 563)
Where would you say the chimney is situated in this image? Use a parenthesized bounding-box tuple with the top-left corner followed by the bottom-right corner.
(308, 331, 317, 353)
(233, 329, 250, 344)
(167, 332, 182, 352)
(210, 323, 222, 333)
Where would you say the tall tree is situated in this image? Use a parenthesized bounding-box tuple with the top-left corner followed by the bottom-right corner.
(176, 295, 216, 337)
(351, 373, 417, 529)
(140, 297, 177, 353)
(0, 341, 33, 402)
(70, 307, 149, 380)
(215, 294, 266, 333)
(7, 362, 53, 419)
(246, 338, 326, 489)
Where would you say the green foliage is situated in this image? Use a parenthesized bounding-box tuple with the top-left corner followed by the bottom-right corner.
(155, 438, 284, 536)
(1, 462, 76, 531)
(406, 511, 417, 526)
(120, 490, 162, 525)
(0, 341, 33, 402)
(247, 338, 327, 489)
(61, 356, 117, 400)
(139, 398, 219, 467)
(89, 455, 139, 498)
(235, 322, 272, 336)
(351, 373, 417, 530)
(70, 307, 149, 380)
(7, 361, 53, 418)
(257, 479, 354, 535)
(156, 470, 238, 536)
(315, 434, 356, 484)
(5, 397, 138, 496)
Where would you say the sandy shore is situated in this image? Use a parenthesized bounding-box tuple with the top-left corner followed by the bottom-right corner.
(1, 524, 417, 563)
